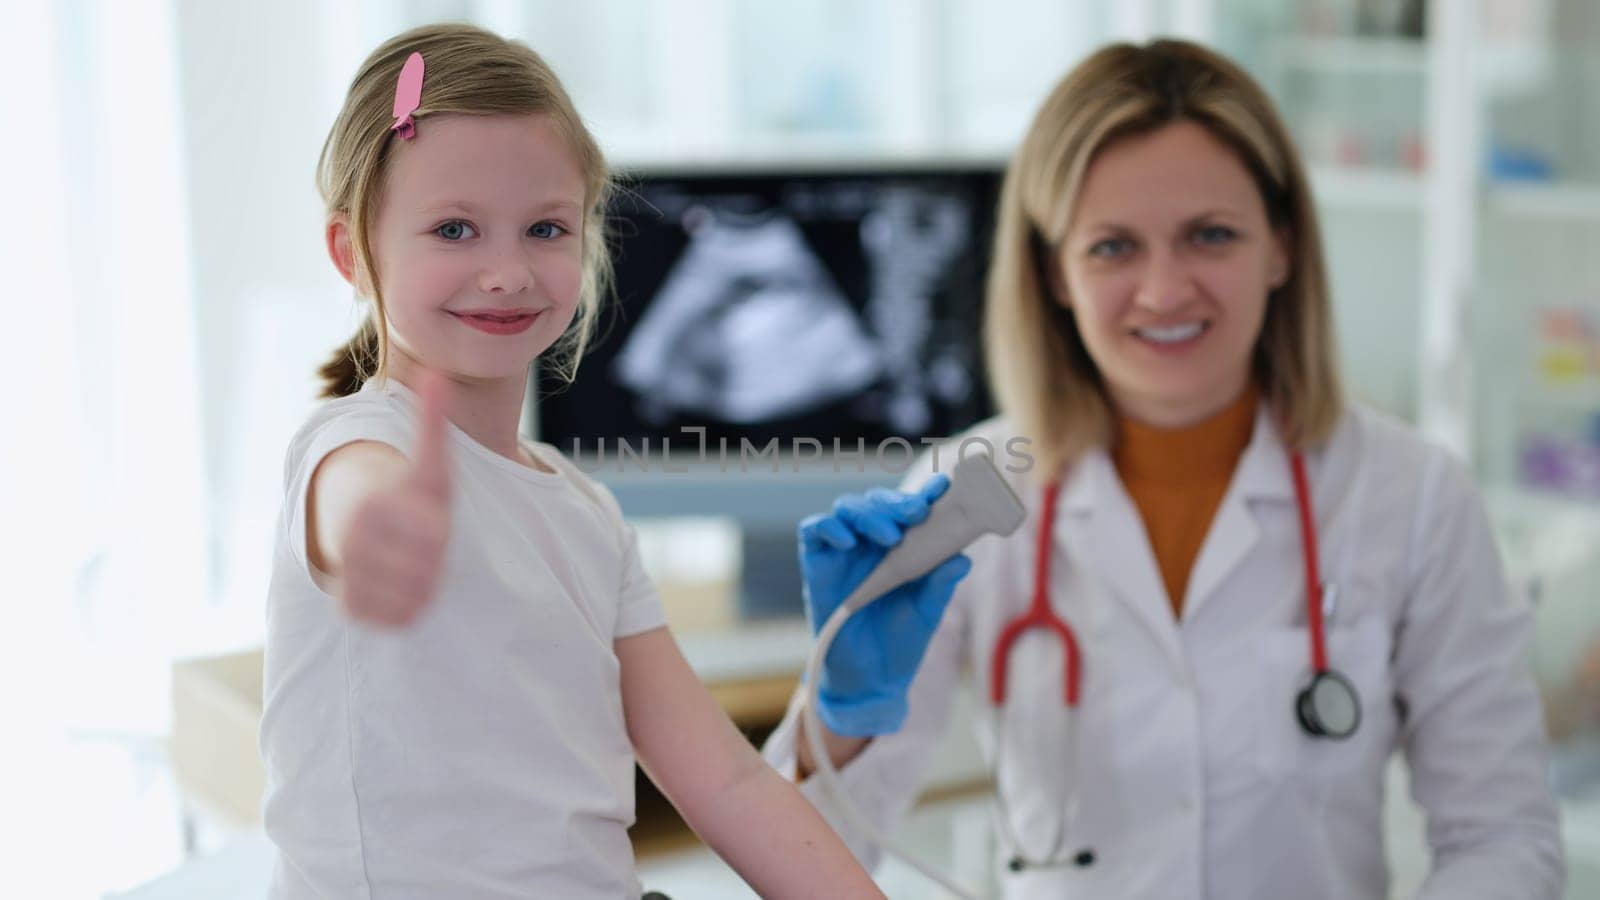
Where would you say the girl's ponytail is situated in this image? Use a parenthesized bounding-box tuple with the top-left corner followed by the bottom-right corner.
(317, 315, 381, 399)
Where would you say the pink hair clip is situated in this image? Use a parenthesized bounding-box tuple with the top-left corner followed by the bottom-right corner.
(391, 52, 425, 140)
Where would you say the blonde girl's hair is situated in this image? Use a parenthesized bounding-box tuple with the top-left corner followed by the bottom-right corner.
(315, 22, 612, 398)
(984, 39, 1344, 481)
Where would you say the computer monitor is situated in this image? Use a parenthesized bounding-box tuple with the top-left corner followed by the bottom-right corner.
(535, 162, 1004, 458)
(531, 162, 1006, 619)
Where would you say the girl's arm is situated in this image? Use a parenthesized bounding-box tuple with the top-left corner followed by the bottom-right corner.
(306, 440, 409, 575)
(617, 626, 885, 900)
(306, 373, 454, 626)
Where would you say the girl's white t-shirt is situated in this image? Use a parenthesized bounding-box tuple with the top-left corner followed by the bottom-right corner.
(259, 379, 668, 899)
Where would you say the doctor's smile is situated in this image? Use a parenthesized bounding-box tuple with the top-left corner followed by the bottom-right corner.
(1130, 320, 1210, 347)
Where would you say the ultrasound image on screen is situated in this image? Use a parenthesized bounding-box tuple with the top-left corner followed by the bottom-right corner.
(536, 167, 1002, 455)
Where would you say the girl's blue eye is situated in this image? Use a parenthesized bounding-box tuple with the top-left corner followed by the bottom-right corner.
(1089, 237, 1133, 259)
(1194, 225, 1236, 245)
(529, 221, 567, 240)
(435, 221, 476, 241)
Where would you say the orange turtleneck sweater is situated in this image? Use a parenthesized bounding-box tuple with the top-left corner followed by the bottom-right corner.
(1112, 386, 1258, 620)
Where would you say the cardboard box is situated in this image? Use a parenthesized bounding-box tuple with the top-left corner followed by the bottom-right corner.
(170, 648, 266, 827)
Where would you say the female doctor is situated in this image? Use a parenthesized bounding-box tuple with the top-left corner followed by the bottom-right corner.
(764, 39, 1565, 899)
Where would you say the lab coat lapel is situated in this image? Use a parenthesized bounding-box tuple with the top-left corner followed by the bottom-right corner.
(1181, 407, 1296, 622)
(1060, 449, 1188, 674)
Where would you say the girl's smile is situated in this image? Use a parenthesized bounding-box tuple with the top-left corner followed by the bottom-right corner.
(448, 307, 546, 336)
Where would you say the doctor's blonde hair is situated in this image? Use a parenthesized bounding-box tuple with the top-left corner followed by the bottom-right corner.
(315, 22, 613, 399)
(985, 39, 1344, 481)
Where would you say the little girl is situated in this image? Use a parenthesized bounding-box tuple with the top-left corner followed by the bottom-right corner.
(259, 23, 881, 899)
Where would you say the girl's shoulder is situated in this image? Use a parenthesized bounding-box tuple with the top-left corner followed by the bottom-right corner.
(304, 383, 407, 429)
(280, 384, 415, 473)
(304, 382, 410, 431)
(520, 440, 630, 531)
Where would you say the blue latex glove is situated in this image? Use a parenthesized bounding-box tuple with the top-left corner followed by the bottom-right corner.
(798, 473, 974, 737)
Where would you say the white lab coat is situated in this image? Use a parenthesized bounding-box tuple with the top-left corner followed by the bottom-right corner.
(764, 404, 1565, 899)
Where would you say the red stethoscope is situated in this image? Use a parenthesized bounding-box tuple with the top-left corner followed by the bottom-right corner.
(987, 451, 1360, 872)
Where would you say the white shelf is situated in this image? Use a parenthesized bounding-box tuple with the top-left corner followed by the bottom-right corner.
(1486, 483, 1600, 527)
(1269, 36, 1427, 77)
(1310, 165, 1424, 211)
(1488, 182, 1600, 223)
(1520, 382, 1600, 412)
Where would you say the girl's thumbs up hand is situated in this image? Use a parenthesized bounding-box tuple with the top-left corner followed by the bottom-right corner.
(339, 370, 454, 626)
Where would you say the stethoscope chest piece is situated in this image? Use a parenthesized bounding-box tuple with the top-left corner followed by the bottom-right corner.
(1296, 668, 1361, 739)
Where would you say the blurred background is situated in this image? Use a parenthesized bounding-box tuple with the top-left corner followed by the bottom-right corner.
(2, 0, 1599, 897)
